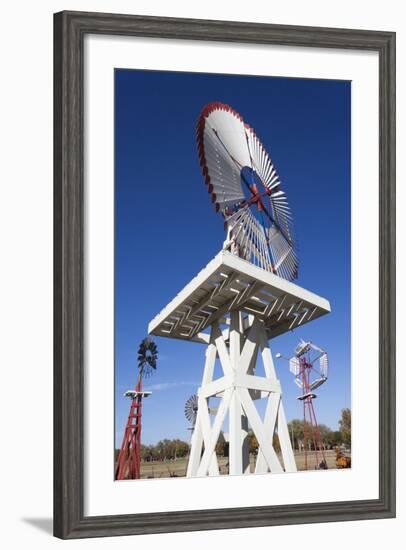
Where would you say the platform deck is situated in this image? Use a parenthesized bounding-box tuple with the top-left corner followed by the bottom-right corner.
(148, 251, 330, 343)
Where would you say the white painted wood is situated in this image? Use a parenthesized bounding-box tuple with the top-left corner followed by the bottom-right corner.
(238, 387, 283, 473)
(176, 259, 314, 479)
(187, 309, 297, 478)
(255, 392, 281, 474)
(259, 325, 278, 379)
(199, 376, 229, 399)
(235, 373, 281, 393)
(213, 322, 233, 376)
(186, 413, 204, 477)
(229, 390, 243, 475)
(242, 413, 250, 474)
(197, 388, 233, 476)
(149, 250, 330, 341)
(228, 311, 244, 475)
(239, 317, 261, 374)
(197, 393, 220, 476)
(187, 326, 218, 477)
(277, 401, 297, 473)
(229, 311, 241, 366)
(202, 336, 217, 385)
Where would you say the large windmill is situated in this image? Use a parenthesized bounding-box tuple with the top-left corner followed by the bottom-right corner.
(115, 337, 158, 480)
(197, 102, 298, 280)
(149, 103, 331, 477)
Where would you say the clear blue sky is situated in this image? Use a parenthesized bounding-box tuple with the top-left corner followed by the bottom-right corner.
(114, 69, 351, 447)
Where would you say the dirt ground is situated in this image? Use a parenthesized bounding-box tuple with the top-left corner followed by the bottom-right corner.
(139, 450, 347, 478)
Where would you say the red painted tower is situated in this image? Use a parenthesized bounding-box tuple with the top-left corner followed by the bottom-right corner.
(115, 337, 158, 480)
(285, 341, 329, 470)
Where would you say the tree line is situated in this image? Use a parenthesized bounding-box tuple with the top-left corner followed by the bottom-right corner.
(242, 407, 350, 456)
(140, 439, 190, 462)
(115, 408, 351, 462)
(286, 406, 351, 451)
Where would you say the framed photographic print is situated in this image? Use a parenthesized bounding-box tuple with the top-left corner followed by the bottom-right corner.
(54, 11, 396, 539)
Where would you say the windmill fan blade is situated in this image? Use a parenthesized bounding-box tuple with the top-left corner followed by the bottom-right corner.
(197, 103, 249, 211)
(197, 102, 298, 281)
(289, 356, 300, 376)
(319, 353, 329, 378)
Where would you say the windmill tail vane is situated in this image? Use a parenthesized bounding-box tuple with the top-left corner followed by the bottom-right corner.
(115, 337, 158, 480)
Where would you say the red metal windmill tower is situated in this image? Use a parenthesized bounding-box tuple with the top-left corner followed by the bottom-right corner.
(283, 340, 329, 470)
(115, 337, 158, 480)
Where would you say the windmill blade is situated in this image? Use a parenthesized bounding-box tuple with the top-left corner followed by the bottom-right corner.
(289, 356, 300, 377)
(197, 105, 248, 211)
(319, 353, 329, 378)
(197, 102, 298, 281)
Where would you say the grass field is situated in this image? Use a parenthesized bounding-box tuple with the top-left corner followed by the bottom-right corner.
(137, 450, 348, 479)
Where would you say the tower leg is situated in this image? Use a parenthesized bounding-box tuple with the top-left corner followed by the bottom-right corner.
(187, 315, 297, 477)
(229, 391, 243, 475)
(258, 324, 296, 473)
(186, 418, 204, 477)
(242, 414, 250, 474)
(229, 311, 243, 475)
(116, 380, 143, 480)
(186, 328, 219, 477)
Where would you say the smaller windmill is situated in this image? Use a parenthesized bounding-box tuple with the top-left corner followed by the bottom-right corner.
(115, 337, 158, 480)
(185, 394, 218, 433)
(185, 394, 199, 433)
(277, 340, 329, 470)
(185, 394, 223, 473)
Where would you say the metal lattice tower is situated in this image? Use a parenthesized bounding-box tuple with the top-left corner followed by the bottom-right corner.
(115, 338, 157, 480)
(288, 340, 329, 470)
(115, 383, 152, 480)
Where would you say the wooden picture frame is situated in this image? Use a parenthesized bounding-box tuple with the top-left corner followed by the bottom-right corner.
(54, 10, 396, 539)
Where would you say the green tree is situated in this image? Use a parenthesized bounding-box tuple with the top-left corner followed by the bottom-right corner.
(288, 419, 333, 450)
(272, 433, 281, 453)
(249, 432, 259, 455)
(142, 438, 190, 461)
(288, 419, 304, 448)
(339, 408, 351, 446)
(175, 440, 189, 458)
(317, 423, 333, 448)
(215, 440, 226, 456)
(331, 431, 343, 446)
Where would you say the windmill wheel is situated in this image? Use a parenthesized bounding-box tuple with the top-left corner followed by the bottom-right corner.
(197, 102, 298, 281)
(185, 394, 198, 425)
(137, 337, 158, 379)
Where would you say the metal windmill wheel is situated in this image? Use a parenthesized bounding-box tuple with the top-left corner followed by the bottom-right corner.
(137, 337, 158, 379)
(289, 340, 329, 391)
(184, 394, 199, 428)
(197, 102, 298, 281)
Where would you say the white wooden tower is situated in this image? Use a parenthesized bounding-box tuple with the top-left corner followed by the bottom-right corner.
(148, 251, 330, 477)
(149, 102, 331, 477)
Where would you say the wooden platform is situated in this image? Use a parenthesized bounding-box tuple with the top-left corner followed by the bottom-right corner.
(148, 251, 330, 343)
